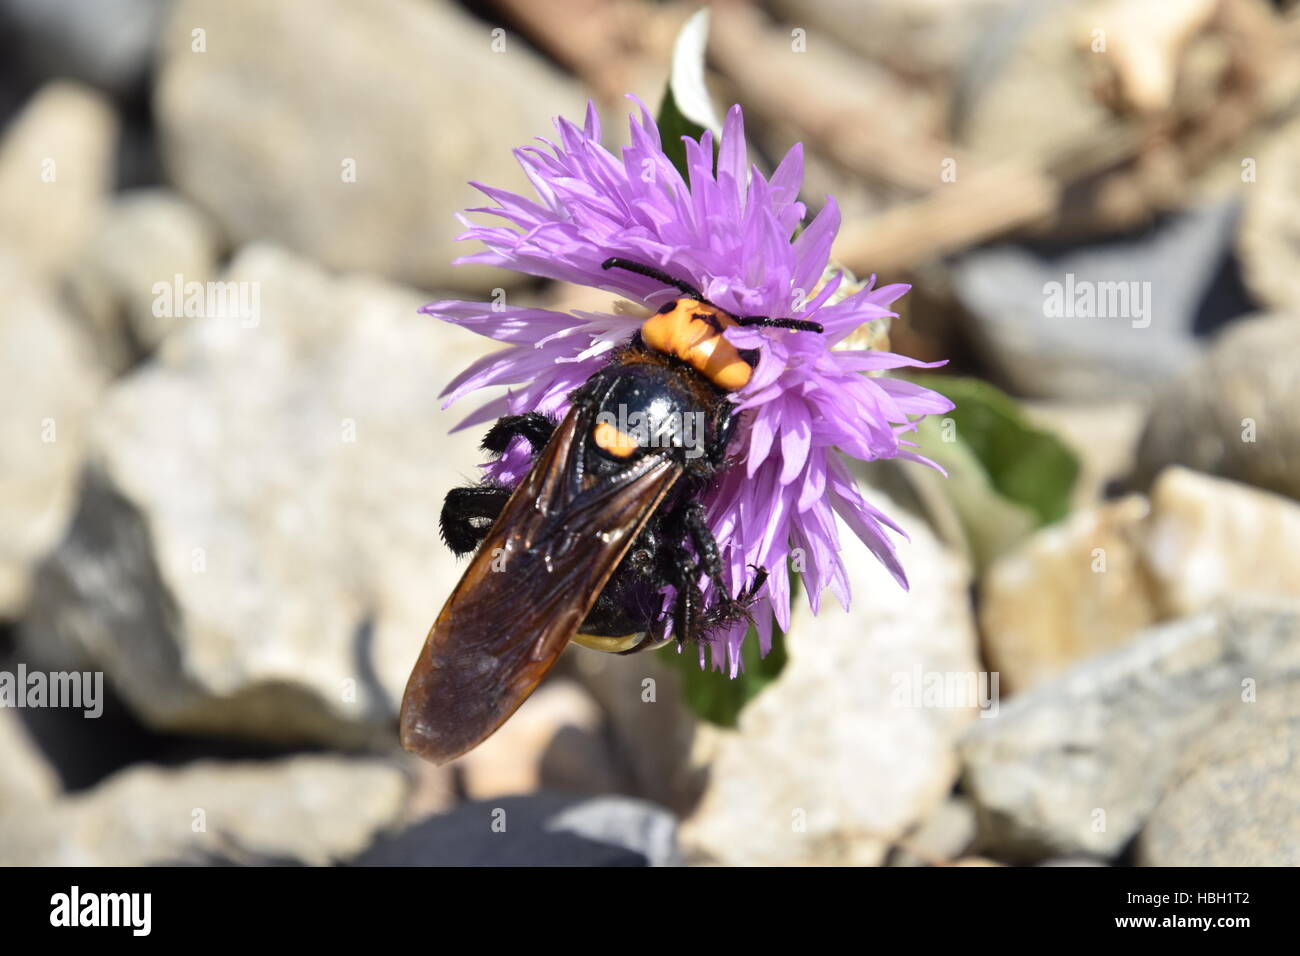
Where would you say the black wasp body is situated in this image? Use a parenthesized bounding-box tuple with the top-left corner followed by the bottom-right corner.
(441, 339, 762, 653)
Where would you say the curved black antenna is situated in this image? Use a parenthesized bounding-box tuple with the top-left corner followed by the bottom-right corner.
(736, 315, 825, 334)
(602, 258, 823, 333)
(601, 257, 705, 302)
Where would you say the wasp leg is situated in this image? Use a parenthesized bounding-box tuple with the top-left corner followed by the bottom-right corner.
(672, 561, 705, 647)
(738, 564, 769, 603)
(440, 484, 512, 556)
(480, 412, 555, 457)
(695, 563, 771, 635)
(684, 503, 724, 577)
(684, 500, 735, 613)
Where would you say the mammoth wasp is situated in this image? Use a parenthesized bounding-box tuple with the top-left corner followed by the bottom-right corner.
(400, 258, 823, 764)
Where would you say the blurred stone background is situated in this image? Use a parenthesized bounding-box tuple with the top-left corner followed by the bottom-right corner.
(1, 0, 1299, 866)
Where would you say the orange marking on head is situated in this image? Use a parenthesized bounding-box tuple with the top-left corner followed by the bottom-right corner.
(592, 420, 640, 458)
(641, 299, 754, 391)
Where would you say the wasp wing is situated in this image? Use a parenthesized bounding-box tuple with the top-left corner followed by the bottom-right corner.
(400, 407, 681, 764)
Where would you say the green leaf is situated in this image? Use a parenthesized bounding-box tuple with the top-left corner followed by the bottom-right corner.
(663, 621, 788, 728)
(905, 415, 1038, 572)
(656, 8, 720, 182)
(904, 374, 1079, 526)
(662, 570, 799, 726)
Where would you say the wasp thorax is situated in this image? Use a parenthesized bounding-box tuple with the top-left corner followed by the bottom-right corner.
(640, 299, 753, 391)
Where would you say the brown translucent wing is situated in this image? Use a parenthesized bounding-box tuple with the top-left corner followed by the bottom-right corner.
(399, 407, 682, 765)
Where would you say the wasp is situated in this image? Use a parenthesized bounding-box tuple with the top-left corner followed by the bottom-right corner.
(399, 258, 824, 763)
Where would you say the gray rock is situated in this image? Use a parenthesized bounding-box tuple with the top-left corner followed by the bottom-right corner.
(1132, 313, 1300, 502)
(953, 0, 1099, 164)
(1239, 113, 1300, 313)
(979, 467, 1300, 697)
(0, 0, 170, 98)
(769, 0, 1019, 82)
(65, 188, 221, 371)
(0, 82, 118, 279)
(0, 706, 60, 813)
(21, 244, 498, 745)
(961, 600, 1300, 861)
(1141, 467, 1300, 618)
(569, 644, 705, 816)
(0, 258, 107, 618)
(680, 488, 981, 866)
(456, 679, 621, 801)
(0, 754, 408, 866)
(979, 494, 1157, 695)
(353, 793, 679, 867)
(950, 201, 1240, 399)
(154, 0, 582, 292)
(1037, 857, 1107, 866)
(1137, 684, 1300, 866)
(890, 795, 978, 866)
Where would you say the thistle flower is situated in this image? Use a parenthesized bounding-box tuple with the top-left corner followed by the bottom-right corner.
(424, 99, 953, 677)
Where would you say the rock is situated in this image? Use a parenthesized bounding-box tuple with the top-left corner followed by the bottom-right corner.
(0, 705, 60, 812)
(890, 795, 978, 866)
(1239, 114, 1300, 312)
(0, 259, 107, 618)
(768, 0, 1018, 81)
(1132, 314, 1300, 502)
(154, 0, 581, 291)
(979, 468, 1300, 695)
(458, 679, 619, 801)
(679, 489, 981, 866)
(0, 82, 118, 278)
(949, 201, 1241, 400)
(961, 600, 1300, 861)
(66, 188, 221, 371)
(353, 793, 680, 867)
(21, 244, 498, 746)
(1020, 400, 1145, 508)
(1137, 684, 1300, 866)
(398, 752, 458, 825)
(1037, 857, 1107, 866)
(0, 754, 408, 865)
(954, 0, 1107, 166)
(0, 0, 170, 98)
(955, 0, 1275, 235)
(979, 495, 1159, 695)
(569, 645, 704, 815)
(1142, 467, 1300, 618)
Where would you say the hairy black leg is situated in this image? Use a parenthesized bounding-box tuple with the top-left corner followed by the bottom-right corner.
(480, 412, 555, 456)
(440, 485, 511, 556)
(684, 500, 726, 593)
(694, 564, 770, 634)
(738, 565, 769, 603)
(673, 562, 703, 646)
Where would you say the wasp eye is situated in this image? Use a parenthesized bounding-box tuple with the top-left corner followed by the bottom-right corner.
(656, 299, 678, 315)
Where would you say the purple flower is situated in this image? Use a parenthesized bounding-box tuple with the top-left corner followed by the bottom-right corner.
(423, 99, 953, 677)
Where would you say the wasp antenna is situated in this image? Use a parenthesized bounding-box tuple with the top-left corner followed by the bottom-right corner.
(601, 257, 705, 302)
(737, 315, 825, 334)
